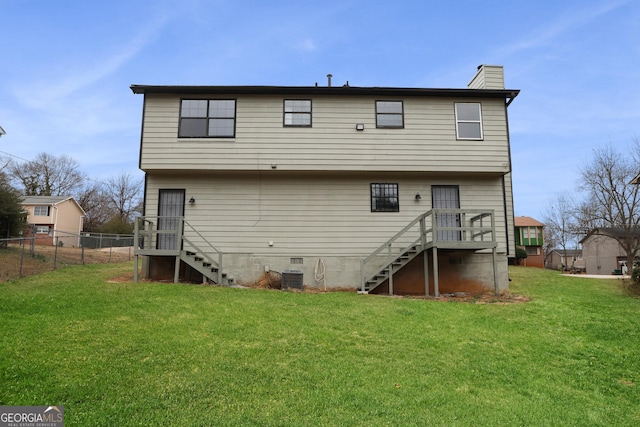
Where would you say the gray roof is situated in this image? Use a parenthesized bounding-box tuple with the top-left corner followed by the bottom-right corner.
(21, 195, 86, 215)
(579, 227, 640, 243)
(551, 249, 582, 256)
(22, 196, 73, 205)
(130, 84, 520, 103)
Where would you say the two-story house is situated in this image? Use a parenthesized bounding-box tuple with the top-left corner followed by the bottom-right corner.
(580, 228, 638, 275)
(131, 65, 519, 296)
(22, 196, 85, 246)
(514, 216, 545, 268)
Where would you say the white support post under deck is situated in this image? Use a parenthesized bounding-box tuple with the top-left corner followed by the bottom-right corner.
(492, 247, 499, 295)
(174, 256, 180, 283)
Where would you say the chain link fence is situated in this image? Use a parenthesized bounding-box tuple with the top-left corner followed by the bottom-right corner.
(0, 232, 135, 282)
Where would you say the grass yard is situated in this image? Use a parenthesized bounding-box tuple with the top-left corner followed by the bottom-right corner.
(1, 264, 639, 426)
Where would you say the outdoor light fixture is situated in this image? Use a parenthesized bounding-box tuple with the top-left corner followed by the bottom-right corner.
(415, 193, 422, 200)
(189, 197, 195, 204)
(356, 123, 364, 131)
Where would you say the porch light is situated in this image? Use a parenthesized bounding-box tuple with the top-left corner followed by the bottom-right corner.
(189, 197, 195, 204)
(415, 193, 422, 200)
(356, 123, 364, 131)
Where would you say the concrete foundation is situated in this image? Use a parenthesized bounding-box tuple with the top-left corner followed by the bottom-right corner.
(143, 249, 508, 294)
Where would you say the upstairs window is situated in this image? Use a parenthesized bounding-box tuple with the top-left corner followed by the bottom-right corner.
(179, 99, 236, 138)
(455, 103, 483, 140)
(284, 100, 312, 127)
(371, 183, 399, 212)
(376, 101, 404, 128)
(34, 206, 50, 216)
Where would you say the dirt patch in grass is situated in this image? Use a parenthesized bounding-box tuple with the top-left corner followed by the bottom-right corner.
(428, 291, 530, 304)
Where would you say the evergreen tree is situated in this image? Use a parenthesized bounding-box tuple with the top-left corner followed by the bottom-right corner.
(0, 177, 25, 239)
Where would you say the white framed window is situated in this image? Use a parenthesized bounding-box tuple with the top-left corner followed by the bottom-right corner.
(455, 103, 483, 140)
(376, 101, 404, 128)
(34, 206, 50, 216)
(36, 226, 50, 234)
(179, 99, 236, 138)
(284, 100, 312, 127)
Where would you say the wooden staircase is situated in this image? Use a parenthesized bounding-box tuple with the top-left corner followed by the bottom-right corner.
(360, 209, 498, 296)
(180, 250, 231, 285)
(362, 245, 421, 293)
(134, 216, 231, 285)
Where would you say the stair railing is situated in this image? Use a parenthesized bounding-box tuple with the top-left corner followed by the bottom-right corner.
(181, 219, 223, 283)
(360, 213, 428, 292)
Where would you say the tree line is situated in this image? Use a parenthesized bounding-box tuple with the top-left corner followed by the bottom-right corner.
(543, 140, 640, 271)
(1, 152, 143, 238)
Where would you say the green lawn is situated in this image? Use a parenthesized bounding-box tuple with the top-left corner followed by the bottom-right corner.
(1, 264, 639, 426)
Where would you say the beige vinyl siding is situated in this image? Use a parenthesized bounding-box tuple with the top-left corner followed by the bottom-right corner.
(27, 205, 54, 225)
(140, 94, 510, 173)
(467, 65, 505, 90)
(52, 200, 84, 246)
(145, 172, 509, 257)
(503, 171, 516, 256)
(54, 200, 84, 234)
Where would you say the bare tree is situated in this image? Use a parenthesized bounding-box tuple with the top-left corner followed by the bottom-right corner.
(10, 152, 85, 196)
(543, 194, 579, 270)
(0, 155, 11, 174)
(75, 182, 112, 232)
(104, 171, 143, 223)
(579, 143, 640, 269)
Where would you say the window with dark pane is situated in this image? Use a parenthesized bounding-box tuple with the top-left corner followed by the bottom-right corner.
(371, 183, 399, 212)
(179, 99, 236, 138)
(284, 99, 312, 127)
(375, 101, 403, 128)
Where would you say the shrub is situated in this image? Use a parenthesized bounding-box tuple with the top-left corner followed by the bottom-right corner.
(628, 264, 640, 295)
(515, 247, 528, 265)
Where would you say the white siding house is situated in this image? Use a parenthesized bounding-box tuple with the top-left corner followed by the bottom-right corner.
(132, 65, 519, 296)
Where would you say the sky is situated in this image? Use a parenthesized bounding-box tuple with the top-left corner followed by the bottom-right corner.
(1, 0, 639, 220)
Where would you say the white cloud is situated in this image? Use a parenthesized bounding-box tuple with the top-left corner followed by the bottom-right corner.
(296, 38, 317, 52)
(13, 16, 168, 109)
(496, 0, 630, 58)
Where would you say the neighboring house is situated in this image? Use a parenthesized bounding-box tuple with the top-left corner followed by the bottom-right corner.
(131, 64, 519, 296)
(546, 249, 585, 272)
(514, 216, 544, 268)
(22, 196, 85, 247)
(581, 228, 637, 275)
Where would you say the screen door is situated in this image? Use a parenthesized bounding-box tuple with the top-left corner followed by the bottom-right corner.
(157, 189, 185, 250)
(432, 185, 461, 241)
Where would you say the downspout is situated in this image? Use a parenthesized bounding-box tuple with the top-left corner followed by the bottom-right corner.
(78, 213, 84, 247)
(52, 205, 59, 245)
(503, 93, 518, 257)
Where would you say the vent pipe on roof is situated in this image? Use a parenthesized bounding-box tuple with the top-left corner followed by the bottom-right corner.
(327, 74, 332, 87)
